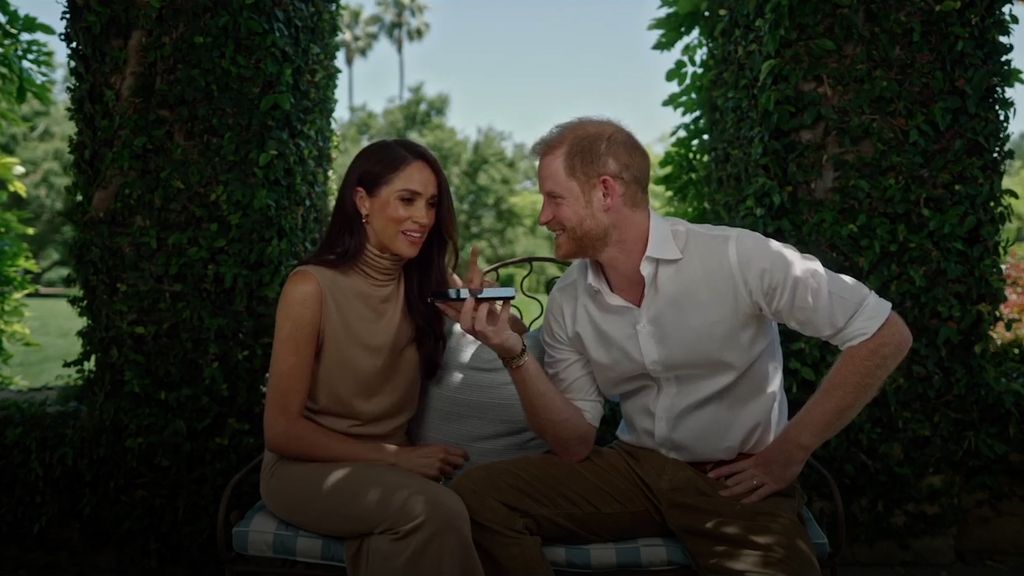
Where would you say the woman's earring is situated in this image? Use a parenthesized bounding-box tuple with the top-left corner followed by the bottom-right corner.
(361, 214, 368, 224)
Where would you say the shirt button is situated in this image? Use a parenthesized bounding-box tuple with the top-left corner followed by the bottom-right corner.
(638, 323, 648, 330)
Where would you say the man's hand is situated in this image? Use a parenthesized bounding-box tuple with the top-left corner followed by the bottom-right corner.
(707, 439, 809, 504)
(437, 246, 523, 353)
(711, 312, 912, 504)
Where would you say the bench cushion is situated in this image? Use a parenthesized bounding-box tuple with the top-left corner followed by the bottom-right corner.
(543, 537, 690, 571)
(232, 501, 830, 570)
(233, 501, 346, 566)
(410, 322, 549, 473)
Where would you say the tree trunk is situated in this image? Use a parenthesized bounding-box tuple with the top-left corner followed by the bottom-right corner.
(398, 36, 405, 102)
(347, 59, 354, 115)
(63, 0, 340, 566)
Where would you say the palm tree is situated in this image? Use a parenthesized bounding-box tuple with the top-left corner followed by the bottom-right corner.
(339, 4, 380, 115)
(374, 0, 430, 103)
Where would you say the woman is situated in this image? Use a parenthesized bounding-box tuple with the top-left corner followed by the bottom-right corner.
(260, 139, 484, 576)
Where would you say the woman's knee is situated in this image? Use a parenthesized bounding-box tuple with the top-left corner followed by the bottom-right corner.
(430, 485, 473, 527)
(390, 481, 473, 535)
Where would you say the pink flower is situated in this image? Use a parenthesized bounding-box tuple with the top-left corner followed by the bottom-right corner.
(992, 247, 1024, 345)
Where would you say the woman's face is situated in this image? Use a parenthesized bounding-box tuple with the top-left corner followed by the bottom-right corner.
(356, 160, 439, 261)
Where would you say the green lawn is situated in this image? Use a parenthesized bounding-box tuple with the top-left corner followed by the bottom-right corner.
(1, 292, 542, 390)
(4, 297, 83, 390)
(511, 294, 547, 330)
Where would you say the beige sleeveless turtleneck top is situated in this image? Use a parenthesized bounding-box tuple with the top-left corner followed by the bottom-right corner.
(292, 245, 420, 445)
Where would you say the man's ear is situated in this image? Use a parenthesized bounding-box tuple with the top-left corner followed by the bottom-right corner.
(597, 175, 622, 211)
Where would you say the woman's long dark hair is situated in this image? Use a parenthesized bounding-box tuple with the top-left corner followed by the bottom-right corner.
(305, 139, 458, 381)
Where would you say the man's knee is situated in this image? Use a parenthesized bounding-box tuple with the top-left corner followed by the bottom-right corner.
(450, 463, 500, 511)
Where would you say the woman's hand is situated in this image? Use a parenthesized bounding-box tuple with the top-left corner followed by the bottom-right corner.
(392, 444, 469, 480)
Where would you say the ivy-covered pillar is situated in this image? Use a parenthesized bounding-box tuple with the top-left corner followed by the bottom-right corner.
(64, 0, 339, 561)
(654, 0, 1020, 546)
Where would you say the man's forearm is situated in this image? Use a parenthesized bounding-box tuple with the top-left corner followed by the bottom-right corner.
(777, 311, 913, 457)
(507, 356, 597, 461)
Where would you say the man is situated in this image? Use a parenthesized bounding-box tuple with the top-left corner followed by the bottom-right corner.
(447, 118, 912, 576)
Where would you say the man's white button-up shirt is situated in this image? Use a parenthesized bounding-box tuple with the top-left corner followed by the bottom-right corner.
(541, 212, 893, 462)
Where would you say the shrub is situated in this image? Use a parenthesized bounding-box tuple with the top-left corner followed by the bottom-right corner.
(6, 0, 343, 569)
(0, 158, 37, 388)
(0, 0, 54, 387)
(0, 396, 82, 538)
(653, 0, 1023, 540)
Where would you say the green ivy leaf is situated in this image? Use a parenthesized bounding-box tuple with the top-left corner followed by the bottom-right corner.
(759, 59, 778, 83)
(812, 38, 837, 51)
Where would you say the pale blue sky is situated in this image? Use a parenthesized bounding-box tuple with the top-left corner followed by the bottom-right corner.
(13, 1, 1024, 147)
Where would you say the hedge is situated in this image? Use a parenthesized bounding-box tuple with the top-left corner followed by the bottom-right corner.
(653, 0, 1023, 541)
(0, 1, 340, 570)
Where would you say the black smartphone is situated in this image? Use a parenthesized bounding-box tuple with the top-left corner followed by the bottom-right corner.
(428, 287, 517, 302)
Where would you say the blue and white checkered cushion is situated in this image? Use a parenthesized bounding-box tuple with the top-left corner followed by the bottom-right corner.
(233, 501, 346, 566)
(233, 501, 830, 570)
(542, 537, 690, 571)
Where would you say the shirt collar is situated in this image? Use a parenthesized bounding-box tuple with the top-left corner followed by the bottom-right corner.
(584, 210, 683, 289)
(646, 210, 684, 261)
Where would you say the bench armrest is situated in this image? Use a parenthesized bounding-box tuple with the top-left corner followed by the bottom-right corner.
(805, 455, 846, 563)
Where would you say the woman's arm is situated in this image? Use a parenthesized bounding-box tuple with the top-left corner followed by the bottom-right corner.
(262, 270, 467, 477)
(263, 270, 396, 463)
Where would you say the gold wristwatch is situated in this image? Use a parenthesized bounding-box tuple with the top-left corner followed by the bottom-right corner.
(500, 335, 529, 370)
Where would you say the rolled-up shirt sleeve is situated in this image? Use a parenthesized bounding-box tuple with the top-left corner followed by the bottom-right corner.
(541, 292, 605, 428)
(733, 231, 893, 349)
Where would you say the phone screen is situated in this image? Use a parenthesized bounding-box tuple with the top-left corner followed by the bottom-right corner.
(428, 287, 517, 302)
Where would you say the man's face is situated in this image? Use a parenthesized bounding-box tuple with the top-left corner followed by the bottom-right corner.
(537, 151, 610, 260)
